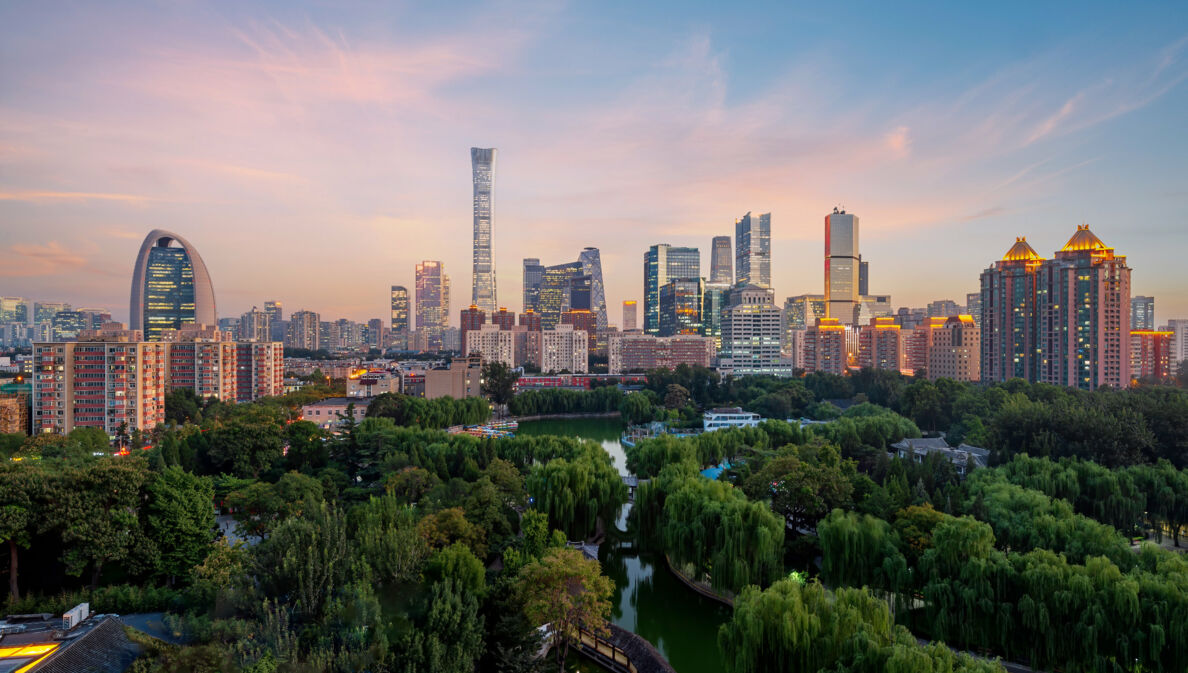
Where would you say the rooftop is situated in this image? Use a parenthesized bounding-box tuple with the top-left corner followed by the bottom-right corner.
(1002, 237, 1043, 262)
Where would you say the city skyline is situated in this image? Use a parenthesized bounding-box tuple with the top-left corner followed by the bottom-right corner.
(2, 3, 1187, 325)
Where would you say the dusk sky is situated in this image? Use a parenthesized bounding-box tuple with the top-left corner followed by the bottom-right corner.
(2, 2, 1187, 327)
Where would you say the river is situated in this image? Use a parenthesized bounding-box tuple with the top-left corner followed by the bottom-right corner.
(517, 419, 731, 673)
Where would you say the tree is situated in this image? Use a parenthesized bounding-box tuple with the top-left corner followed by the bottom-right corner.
(402, 578, 486, 673)
(482, 361, 519, 407)
(0, 464, 37, 600)
(144, 467, 216, 583)
(619, 391, 655, 424)
(664, 384, 690, 409)
(53, 459, 151, 588)
(165, 388, 204, 425)
(353, 494, 429, 585)
(516, 547, 614, 673)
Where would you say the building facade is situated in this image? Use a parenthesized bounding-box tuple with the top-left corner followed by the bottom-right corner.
(928, 315, 981, 382)
(466, 324, 517, 368)
(710, 236, 733, 284)
(824, 208, 859, 326)
(471, 147, 498, 313)
(857, 317, 902, 371)
(1131, 296, 1155, 330)
(538, 325, 588, 374)
(804, 318, 847, 375)
(390, 286, 410, 349)
(285, 310, 320, 351)
(644, 244, 700, 335)
(608, 333, 714, 374)
(622, 300, 637, 331)
(539, 262, 583, 330)
(719, 285, 783, 374)
(658, 278, 704, 337)
(1130, 330, 1172, 382)
(416, 261, 450, 351)
(579, 247, 609, 331)
(735, 212, 771, 288)
(130, 229, 217, 341)
(980, 238, 1043, 383)
(522, 258, 545, 314)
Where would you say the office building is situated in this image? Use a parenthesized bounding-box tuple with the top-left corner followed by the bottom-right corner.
(471, 147, 498, 313)
(1131, 296, 1155, 330)
(523, 258, 545, 314)
(824, 208, 859, 325)
(1131, 330, 1173, 382)
(859, 257, 869, 296)
(710, 236, 733, 284)
(286, 310, 320, 350)
(928, 315, 981, 382)
(1035, 225, 1131, 390)
(33, 335, 168, 435)
(735, 212, 771, 288)
(130, 229, 217, 341)
(538, 325, 588, 373)
(539, 261, 583, 329)
(34, 302, 71, 323)
(719, 285, 783, 374)
(980, 238, 1043, 383)
(858, 317, 902, 371)
(701, 282, 730, 351)
(644, 244, 700, 335)
(0, 297, 28, 324)
(804, 318, 847, 375)
(927, 299, 961, 318)
(50, 310, 87, 342)
(658, 278, 704, 337)
(392, 286, 411, 351)
(416, 261, 450, 351)
(460, 305, 486, 353)
(608, 333, 714, 374)
(622, 300, 638, 331)
(784, 294, 826, 354)
(856, 295, 893, 324)
(579, 247, 609, 331)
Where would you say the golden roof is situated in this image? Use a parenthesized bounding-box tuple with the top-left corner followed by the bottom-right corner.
(1060, 224, 1108, 252)
(1002, 237, 1042, 261)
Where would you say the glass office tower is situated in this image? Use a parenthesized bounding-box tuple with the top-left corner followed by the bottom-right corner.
(471, 148, 497, 314)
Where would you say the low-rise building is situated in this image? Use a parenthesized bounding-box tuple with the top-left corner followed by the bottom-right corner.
(703, 407, 762, 431)
(346, 369, 401, 398)
(301, 396, 370, 429)
(891, 437, 989, 477)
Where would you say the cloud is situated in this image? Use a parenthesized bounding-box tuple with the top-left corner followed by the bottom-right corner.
(884, 126, 912, 157)
(0, 241, 89, 277)
(0, 190, 154, 203)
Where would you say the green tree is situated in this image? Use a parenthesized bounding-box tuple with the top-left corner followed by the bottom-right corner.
(0, 464, 37, 600)
(516, 547, 614, 673)
(352, 493, 429, 585)
(54, 459, 151, 588)
(482, 361, 519, 407)
(402, 578, 485, 673)
(144, 467, 216, 583)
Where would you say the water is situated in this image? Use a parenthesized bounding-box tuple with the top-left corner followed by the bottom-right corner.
(517, 419, 731, 673)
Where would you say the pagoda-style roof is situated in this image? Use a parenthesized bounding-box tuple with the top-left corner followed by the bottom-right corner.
(1061, 224, 1109, 252)
(1002, 237, 1042, 262)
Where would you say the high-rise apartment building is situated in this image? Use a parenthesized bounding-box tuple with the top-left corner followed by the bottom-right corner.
(804, 318, 847, 375)
(1131, 296, 1155, 330)
(928, 315, 980, 382)
(264, 300, 283, 323)
(416, 261, 450, 351)
(466, 324, 518, 368)
(538, 325, 588, 374)
(130, 229, 217, 341)
(980, 238, 1043, 383)
(460, 305, 486, 354)
(858, 317, 902, 371)
(1035, 226, 1130, 390)
(471, 147, 497, 313)
(33, 335, 167, 435)
(286, 310, 320, 351)
(168, 337, 237, 401)
(824, 208, 859, 326)
(1130, 330, 1172, 382)
(522, 259, 545, 314)
(719, 285, 783, 375)
(390, 285, 410, 350)
(622, 301, 638, 331)
(579, 247, 608, 331)
(735, 212, 771, 288)
(644, 244, 700, 335)
(238, 308, 270, 342)
(1168, 319, 1188, 374)
(491, 307, 516, 330)
(710, 236, 733, 284)
(905, 317, 949, 375)
(981, 227, 1131, 390)
(658, 278, 704, 337)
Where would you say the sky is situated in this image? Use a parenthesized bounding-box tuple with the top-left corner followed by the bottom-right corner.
(2, 1, 1187, 327)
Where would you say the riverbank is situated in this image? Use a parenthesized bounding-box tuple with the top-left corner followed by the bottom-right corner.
(663, 554, 735, 607)
(513, 411, 622, 422)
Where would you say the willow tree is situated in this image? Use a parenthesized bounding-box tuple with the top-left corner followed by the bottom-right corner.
(526, 446, 625, 540)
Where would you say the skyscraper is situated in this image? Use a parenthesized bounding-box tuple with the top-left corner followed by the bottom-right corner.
(0, 297, 28, 324)
(416, 261, 450, 351)
(390, 285, 410, 349)
(471, 147, 497, 313)
(858, 257, 869, 296)
(539, 262, 583, 329)
(980, 238, 1043, 383)
(658, 278, 704, 337)
(710, 236, 733, 284)
(719, 285, 783, 374)
(1036, 225, 1131, 390)
(735, 212, 771, 288)
(1131, 296, 1155, 330)
(130, 229, 217, 341)
(578, 247, 608, 331)
(522, 258, 545, 314)
(286, 310, 320, 351)
(264, 300, 283, 323)
(644, 244, 700, 335)
(824, 208, 859, 326)
(622, 301, 637, 331)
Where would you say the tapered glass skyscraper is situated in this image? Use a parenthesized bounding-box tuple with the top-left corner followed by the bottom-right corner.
(579, 247, 608, 331)
(471, 147, 497, 314)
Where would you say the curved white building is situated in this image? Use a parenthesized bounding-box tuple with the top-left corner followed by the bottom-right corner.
(129, 229, 216, 340)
